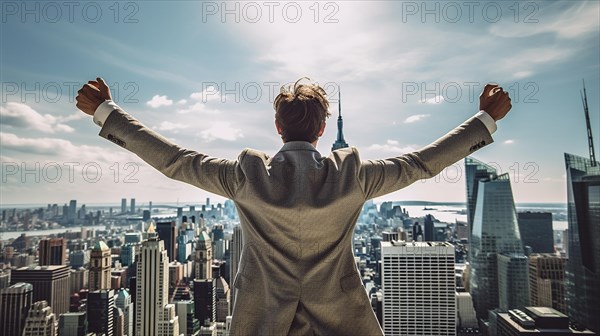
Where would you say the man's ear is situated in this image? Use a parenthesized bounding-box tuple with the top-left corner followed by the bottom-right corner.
(317, 122, 326, 137)
(275, 119, 283, 135)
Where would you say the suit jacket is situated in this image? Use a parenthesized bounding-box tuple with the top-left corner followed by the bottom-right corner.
(98, 108, 493, 335)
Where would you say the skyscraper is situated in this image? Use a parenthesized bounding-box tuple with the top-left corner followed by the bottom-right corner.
(70, 268, 88, 294)
(424, 214, 435, 241)
(22, 301, 57, 336)
(456, 292, 479, 334)
(412, 221, 423, 242)
(68, 200, 77, 224)
(469, 173, 524, 320)
(194, 278, 216, 327)
(130, 198, 135, 213)
(564, 153, 600, 332)
(381, 241, 455, 335)
(195, 231, 212, 280)
(496, 307, 596, 335)
(113, 306, 125, 336)
(58, 312, 87, 336)
(121, 198, 127, 214)
(120, 244, 137, 267)
(331, 90, 349, 151)
(89, 241, 111, 291)
(175, 300, 200, 336)
(497, 253, 530, 312)
(212, 224, 224, 241)
(87, 289, 115, 336)
(177, 207, 183, 227)
(136, 223, 180, 335)
(115, 289, 133, 336)
(465, 157, 497, 244)
(11, 265, 70, 316)
(38, 238, 67, 266)
(215, 276, 230, 322)
(176, 233, 192, 264)
(529, 254, 566, 313)
(69, 250, 90, 269)
(156, 221, 178, 262)
(518, 212, 554, 253)
(0, 282, 33, 336)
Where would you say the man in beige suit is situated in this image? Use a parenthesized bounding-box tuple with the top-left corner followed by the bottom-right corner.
(76, 77, 511, 336)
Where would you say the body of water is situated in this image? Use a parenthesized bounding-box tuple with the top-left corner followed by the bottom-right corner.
(1, 225, 106, 240)
(400, 203, 568, 231)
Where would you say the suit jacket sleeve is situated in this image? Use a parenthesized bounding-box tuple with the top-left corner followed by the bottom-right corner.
(356, 114, 494, 200)
(98, 108, 245, 199)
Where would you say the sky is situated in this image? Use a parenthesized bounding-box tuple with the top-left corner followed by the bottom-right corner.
(1, 0, 599, 207)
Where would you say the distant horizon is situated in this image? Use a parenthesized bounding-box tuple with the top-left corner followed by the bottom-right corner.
(0, 199, 569, 209)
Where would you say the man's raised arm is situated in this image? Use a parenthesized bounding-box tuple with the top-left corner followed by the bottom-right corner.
(357, 83, 512, 200)
(76, 78, 245, 199)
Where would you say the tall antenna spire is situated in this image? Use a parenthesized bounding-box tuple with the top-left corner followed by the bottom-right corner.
(331, 88, 349, 151)
(338, 89, 342, 118)
(581, 79, 597, 166)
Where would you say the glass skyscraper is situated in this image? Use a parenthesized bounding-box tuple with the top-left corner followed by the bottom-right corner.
(465, 157, 498, 246)
(564, 153, 600, 333)
(469, 173, 524, 320)
(497, 253, 529, 312)
(517, 212, 554, 254)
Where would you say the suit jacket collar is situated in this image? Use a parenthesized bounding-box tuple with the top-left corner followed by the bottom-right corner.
(278, 141, 320, 154)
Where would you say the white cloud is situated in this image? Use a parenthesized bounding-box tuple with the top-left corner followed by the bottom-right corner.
(200, 122, 243, 142)
(190, 86, 221, 102)
(404, 114, 430, 124)
(177, 99, 187, 105)
(504, 140, 515, 144)
(146, 95, 173, 108)
(368, 140, 418, 153)
(513, 71, 532, 79)
(177, 102, 219, 115)
(57, 112, 85, 122)
(489, 1, 600, 39)
(0, 132, 136, 164)
(0, 102, 75, 133)
(418, 96, 444, 104)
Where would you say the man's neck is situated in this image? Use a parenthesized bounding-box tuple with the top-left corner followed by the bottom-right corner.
(282, 140, 318, 148)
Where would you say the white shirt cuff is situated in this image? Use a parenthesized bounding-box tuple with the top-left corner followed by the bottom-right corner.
(93, 100, 121, 127)
(474, 110, 497, 135)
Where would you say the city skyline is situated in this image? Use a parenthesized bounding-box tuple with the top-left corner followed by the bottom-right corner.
(1, 1, 599, 205)
(1, 161, 595, 334)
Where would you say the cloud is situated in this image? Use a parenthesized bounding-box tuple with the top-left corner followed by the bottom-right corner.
(153, 121, 189, 132)
(404, 114, 430, 124)
(1, 132, 71, 155)
(0, 102, 75, 133)
(200, 122, 243, 142)
(177, 102, 219, 115)
(190, 86, 221, 102)
(418, 96, 444, 104)
(146, 95, 173, 108)
(0, 132, 136, 164)
(489, 1, 600, 39)
(177, 99, 187, 105)
(57, 112, 85, 122)
(504, 140, 515, 144)
(368, 140, 418, 153)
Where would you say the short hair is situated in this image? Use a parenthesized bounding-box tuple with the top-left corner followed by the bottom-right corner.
(274, 78, 331, 143)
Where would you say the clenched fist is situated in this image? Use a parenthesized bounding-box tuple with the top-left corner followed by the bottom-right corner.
(479, 83, 512, 121)
(75, 77, 112, 116)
